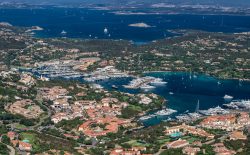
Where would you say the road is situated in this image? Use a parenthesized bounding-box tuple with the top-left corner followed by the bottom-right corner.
(0, 142, 15, 155)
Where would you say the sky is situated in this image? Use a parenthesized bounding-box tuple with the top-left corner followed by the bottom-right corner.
(2, 0, 250, 7)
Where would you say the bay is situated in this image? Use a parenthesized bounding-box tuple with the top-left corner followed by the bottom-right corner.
(1, 8, 250, 43)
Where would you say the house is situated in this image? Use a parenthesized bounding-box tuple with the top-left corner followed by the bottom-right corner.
(19, 73, 36, 86)
(200, 115, 236, 131)
(165, 124, 214, 139)
(6, 99, 43, 119)
(166, 139, 189, 149)
(182, 146, 201, 155)
(212, 143, 236, 155)
(7, 131, 17, 140)
(51, 112, 69, 123)
(110, 147, 148, 155)
(19, 141, 32, 152)
(229, 131, 247, 140)
(52, 98, 70, 110)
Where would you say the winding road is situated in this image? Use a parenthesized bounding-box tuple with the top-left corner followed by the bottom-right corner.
(0, 142, 15, 155)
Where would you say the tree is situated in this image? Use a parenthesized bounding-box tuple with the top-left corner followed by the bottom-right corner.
(1, 135, 10, 145)
(0, 143, 10, 155)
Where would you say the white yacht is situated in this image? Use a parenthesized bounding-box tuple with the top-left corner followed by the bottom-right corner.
(223, 95, 233, 100)
(140, 85, 155, 91)
(150, 78, 167, 85)
(155, 108, 177, 116)
(139, 114, 156, 120)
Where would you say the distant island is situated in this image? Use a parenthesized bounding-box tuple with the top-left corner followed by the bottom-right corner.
(129, 22, 152, 28)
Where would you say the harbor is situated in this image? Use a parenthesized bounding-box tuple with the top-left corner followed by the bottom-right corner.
(31, 65, 84, 79)
(96, 71, 250, 126)
(84, 66, 129, 82)
(18, 66, 250, 126)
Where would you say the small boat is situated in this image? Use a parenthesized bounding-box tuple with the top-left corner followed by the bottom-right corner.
(150, 78, 167, 86)
(61, 30, 67, 35)
(139, 114, 156, 120)
(111, 85, 118, 89)
(169, 92, 174, 95)
(223, 95, 233, 100)
(140, 85, 155, 91)
(104, 27, 108, 34)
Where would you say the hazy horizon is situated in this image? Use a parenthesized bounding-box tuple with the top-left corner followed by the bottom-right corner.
(2, 0, 250, 7)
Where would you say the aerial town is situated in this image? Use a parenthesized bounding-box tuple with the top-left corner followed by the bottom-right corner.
(0, 19, 250, 155)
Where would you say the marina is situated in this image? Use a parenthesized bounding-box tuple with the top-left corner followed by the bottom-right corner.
(97, 72, 250, 126)
(84, 66, 129, 82)
(198, 106, 230, 116)
(18, 67, 250, 126)
(29, 65, 84, 79)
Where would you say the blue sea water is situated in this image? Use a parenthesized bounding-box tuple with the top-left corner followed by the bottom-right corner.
(97, 72, 250, 126)
(9, 8, 250, 125)
(1, 8, 250, 42)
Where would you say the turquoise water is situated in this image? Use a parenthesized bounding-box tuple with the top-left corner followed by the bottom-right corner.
(21, 67, 250, 126)
(97, 72, 250, 126)
(170, 132, 182, 138)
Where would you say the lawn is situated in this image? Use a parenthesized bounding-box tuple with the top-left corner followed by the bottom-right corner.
(15, 123, 27, 130)
(20, 132, 36, 144)
(125, 140, 149, 147)
(181, 135, 202, 143)
(157, 137, 171, 144)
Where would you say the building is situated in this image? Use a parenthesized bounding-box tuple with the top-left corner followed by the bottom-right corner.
(212, 143, 236, 155)
(6, 99, 43, 119)
(110, 147, 147, 155)
(200, 113, 250, 131)
(19, 141, 32, 152)
(182, 146, 201, 155)
(78, 117, 128, 137)
(7, 131, 17, 140)
(229, 131, 247, 140)
(51, 112, 69, 123)
(165, 139, 189, 149)
(200, 114, 236, 131)
(165, 123, 214, 139)
(19, 73, 36, 86)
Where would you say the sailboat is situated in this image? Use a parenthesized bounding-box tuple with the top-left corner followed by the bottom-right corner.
(189, 70, 192, 80)
(61, 30, 67, 35)
(195, 100, 200, 113)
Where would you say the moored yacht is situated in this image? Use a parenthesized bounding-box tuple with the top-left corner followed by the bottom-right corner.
(140, 85, 155, 91)
(150, 78, 167, 85)
(139, 114, 156, 120)
(155, 108, 177, 116)
(223, 94, 233, 100)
